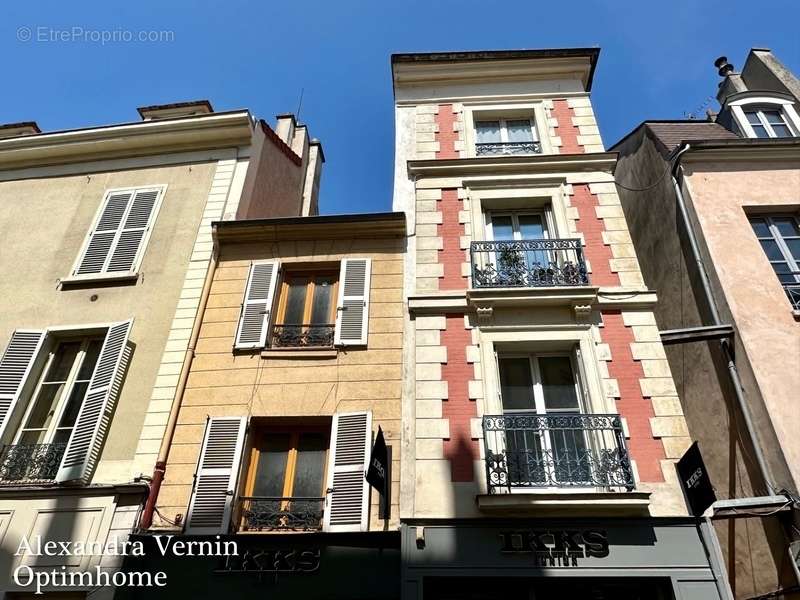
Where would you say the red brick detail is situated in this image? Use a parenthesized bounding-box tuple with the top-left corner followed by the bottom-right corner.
(435, 104, 459, 159)
(600, 311, 665, 482)
(570, 184, 620, 287)
(437, 188, 467, 290)
(441, 314, 478, 482)
(551, 99, 583, 154)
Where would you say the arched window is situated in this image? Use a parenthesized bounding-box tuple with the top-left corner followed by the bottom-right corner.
(726, 93, 800, 139)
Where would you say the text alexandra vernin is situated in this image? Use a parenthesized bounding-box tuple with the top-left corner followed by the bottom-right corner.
(13, 535, 238, 594)
(16, 534, 238, 557)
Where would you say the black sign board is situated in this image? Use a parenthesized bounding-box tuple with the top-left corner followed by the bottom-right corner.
(677, 441, 716, 516)
(365, 426, 390, 518)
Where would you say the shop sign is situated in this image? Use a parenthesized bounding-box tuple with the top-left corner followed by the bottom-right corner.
(677, 441, 716, 516)
(499, 529, 609, 566)
(215, 547, 320, 581)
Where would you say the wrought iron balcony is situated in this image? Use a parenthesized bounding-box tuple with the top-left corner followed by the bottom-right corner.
(238, 496, 324, 532)
(470, 239, 589, 289)
(476, 141, 542, 156)
(482, 414, 634, 493)
(783, 275, 800, 310)
(270, 324, 335, 348)
(0, 442, 67, 484)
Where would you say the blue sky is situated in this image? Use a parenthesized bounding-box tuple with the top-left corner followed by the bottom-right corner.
(2, 0, 798, 215)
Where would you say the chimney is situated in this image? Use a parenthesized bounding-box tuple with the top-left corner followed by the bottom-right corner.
(137, 100, 214, 121)
(275, 113, 296, 145)
(0, 122, 41, 140)
(714, 56, 747, 104)
(301, 139, 325, 216)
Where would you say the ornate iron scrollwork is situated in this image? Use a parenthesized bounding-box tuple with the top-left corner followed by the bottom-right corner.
(475, 141, 542, 156)
(271, 324, 335, 348)
(0, 443, 67, 484)
(239, 497, 324, 531)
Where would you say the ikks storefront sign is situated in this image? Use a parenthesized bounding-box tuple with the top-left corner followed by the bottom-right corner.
(498, 528, 609, 566)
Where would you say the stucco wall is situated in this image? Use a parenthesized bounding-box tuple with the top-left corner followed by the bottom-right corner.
(157, 236, 404, 532)
(0, 162, 216, 476)
(614, 131, 798, 597)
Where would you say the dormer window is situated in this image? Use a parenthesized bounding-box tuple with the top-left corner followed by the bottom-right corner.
(727, 94, 800, 140)
(475, 118, 541, 156)
(744, 108, 793, 138)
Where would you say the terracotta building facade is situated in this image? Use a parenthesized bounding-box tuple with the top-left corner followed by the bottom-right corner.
(392, 49, 730, 599)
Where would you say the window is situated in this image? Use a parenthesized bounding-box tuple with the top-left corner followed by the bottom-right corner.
(69, 186, 165, 281)
(240, 425, 329, 531)
(750, 215, 800, 309)
(475, 118, 540, 156)
(743, 108, 794, 138)
(273, 268, 338, 348)
(0, 321, 132, 485)
(233, 259, 372, 350)
(15, 337, 103, 446)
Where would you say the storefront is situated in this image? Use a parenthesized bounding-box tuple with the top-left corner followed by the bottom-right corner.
(116, 531, 400, 600)
(401, 518, 727, 600)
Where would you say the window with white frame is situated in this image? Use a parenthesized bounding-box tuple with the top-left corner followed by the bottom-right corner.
(474, 118, 541, 156)
(69, 186, 165, 280)
(0, 321, 132, 484)
(743, 108, 795, 138)
(749, 214, 800, 309)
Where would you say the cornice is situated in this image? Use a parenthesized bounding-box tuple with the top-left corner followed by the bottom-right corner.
(407, 152, 618, 178)
(679, 140, 800, 164)
(0, 111, 254, 171)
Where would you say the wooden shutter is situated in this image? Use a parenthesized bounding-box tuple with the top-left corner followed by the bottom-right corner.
(323, 411, 372, 532)
(56, 320, 133, 484)
(74, 187, 163, 276)
(334, 258, 371, 346)
(0, 330, 46, 442)
(234, 261, 279, 349)
(185, 416, 247, 534)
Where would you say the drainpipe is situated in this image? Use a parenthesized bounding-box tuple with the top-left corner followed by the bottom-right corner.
(670, 144, 777, 496)
(140, 246, 219, 530)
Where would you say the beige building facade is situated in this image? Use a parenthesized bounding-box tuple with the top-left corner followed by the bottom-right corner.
(0, 102, 322, 597)
(392, 49, 730, 600)
(613, 48, 800, 599)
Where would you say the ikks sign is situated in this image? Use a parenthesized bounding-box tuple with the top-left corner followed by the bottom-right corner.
(499, 529, 609, 566)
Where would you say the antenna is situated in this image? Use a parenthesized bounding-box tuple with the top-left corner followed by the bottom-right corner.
(296, 88, 305, 121)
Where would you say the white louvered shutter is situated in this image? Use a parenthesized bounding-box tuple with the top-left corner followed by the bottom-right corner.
(323, 411, 372, 532)
(334, 258, 371, 346)
(56, 320, 133, 484)
(73, 187, 163, 276)
(0, 331, 46, 442)
(185, 416, 247, 534)
(234, 261, 279, 349)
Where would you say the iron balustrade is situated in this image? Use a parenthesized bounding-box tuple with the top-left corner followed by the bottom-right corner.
(0, 442, 67, 484)
(482, 414, 634, 493)
(238, 496, 325, 532)
(782, 273, 800, 310)
(270, 324, 335, 348)
(470, 239, 589, 289)
(475, 141, 542, 156)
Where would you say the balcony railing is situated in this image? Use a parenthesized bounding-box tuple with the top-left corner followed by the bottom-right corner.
(238, 496, 324, 532)
(0, 442, 67, 484)
(783, 275, 800, 310)
(482, 414, 634, 493)
(476, 141, 542, 156)
(270, 324, 335, 348)
(470, 239, 589, 289)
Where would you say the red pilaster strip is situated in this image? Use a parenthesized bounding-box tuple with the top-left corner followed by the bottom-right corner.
(570, 184, 619, 287)
(435, 104, 459, 159)
(441, 314, 477, 482)
(437, 188, 467, 290)
(551, 99, 583, 154)
(601, 311, 665, 482)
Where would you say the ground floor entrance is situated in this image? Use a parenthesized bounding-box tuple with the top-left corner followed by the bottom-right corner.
(401, 518, 729, 600)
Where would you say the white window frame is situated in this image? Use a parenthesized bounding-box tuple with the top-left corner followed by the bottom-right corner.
(64, 185, 167, 284)
(475, 117, 538, 143)
(728, 95, 800, 140)
(13, 335, 102, 446)
(742, 107, 795, 138)
(496, 351, 586, 416)
(486, 209, 552, 242)
(463, 102, 552, 158)
(750, 214, 800, 283)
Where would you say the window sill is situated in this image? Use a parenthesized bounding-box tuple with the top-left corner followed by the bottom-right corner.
(60, 273, 139, 287)
(261, 348, 338, 359)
